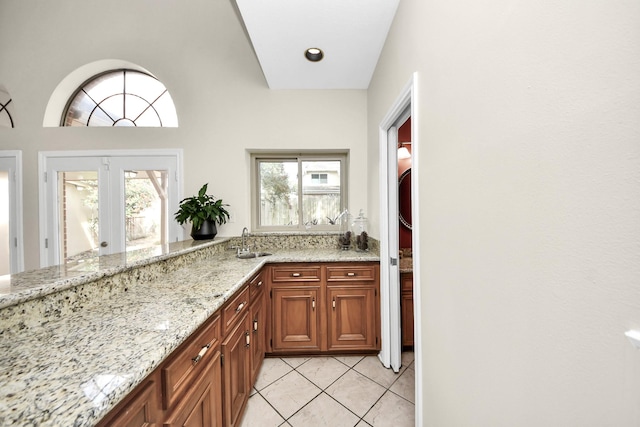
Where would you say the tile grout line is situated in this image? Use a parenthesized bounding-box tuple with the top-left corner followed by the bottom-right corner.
(250, 354, 415, 427)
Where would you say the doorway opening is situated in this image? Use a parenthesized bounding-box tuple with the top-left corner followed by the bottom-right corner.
(0, 151, 23, 274)
(378, 72, 422, 425)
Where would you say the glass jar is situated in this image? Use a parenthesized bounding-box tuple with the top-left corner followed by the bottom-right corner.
(338, 209, 351, 250)
(353, 209, 369, 251)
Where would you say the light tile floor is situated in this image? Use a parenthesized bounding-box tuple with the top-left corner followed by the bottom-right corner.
(240, 352, 415, 427)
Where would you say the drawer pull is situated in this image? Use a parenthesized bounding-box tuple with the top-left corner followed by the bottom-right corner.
(245, 331, 250, 347)
(347, 272, 356, 277)
(192, 343, 211, 364)
(256, 281, 263, 287)
(291, 273, 301, 277)
(235, 302, 246, 312)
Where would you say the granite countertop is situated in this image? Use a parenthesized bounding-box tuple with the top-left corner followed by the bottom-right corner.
(0, 238, 228, 310)
(0, 244, 378, 427)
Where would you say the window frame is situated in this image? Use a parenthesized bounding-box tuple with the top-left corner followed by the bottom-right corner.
(250, 151, 348, 232)
(60, 69, 178, 127)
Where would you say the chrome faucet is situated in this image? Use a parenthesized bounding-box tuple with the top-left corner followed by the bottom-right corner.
(240, 227, 250, 254)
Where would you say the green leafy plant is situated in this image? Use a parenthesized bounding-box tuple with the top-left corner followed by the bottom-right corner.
(174, 183, 230, 231)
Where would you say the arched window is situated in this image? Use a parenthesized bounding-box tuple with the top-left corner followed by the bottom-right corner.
(62, 69, 178, 127)
(0, 87, 14, 128)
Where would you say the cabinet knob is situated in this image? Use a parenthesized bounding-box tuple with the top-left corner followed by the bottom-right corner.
(291, 273, 301, 277)
(245, 331, 250, 347)
(347, 272, 356, 277)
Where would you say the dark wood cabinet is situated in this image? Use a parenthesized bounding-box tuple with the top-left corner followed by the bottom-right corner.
(327, 285, 378, 351)
(163, 351, 223, 427)
(98, 261, 379, 427)
(268, 262, 380, 355)
(221, 312, 251, 427)
(401, 272, 414, 348)
(96, 377, 160, 427)
(270, 285, 322, 352)
(162, 316, 221, 411)
(248, 270, 266, 385)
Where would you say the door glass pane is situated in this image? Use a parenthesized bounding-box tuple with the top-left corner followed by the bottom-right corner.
(258, 160, 298, 226)
(124, 170, 168, 253)
(59, 171, 99, 264)
(301, 160, 341, 226)
(0, 171, 9, 275)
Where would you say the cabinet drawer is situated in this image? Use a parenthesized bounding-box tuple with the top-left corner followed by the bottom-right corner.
(401, 273, 413, 292)
(162, 314, 220, 410)
(271, 265, 321, 282)
(326, 265, 376, 282)
(222, 286, 249, 336)
(249, 270, 265, 302)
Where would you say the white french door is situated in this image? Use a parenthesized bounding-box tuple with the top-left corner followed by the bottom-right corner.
(0, 151, 23, 274)
(39, 150, 182, 267)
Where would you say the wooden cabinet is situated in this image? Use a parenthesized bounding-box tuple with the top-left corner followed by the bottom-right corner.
(268, 262, 380, 355)
(327, 285, 378, 351)
(96, 377, 160, 427)
(163, 351, 223, 427)
(401, 272, 414, 348)
(162, 316, 221, 411)
(220, 283, 252, 427)
(99, 261, 379, 427)
(248, 271, 266, 385)
(270, 285, 322, 352)
(97, 315, 223, 427)
(326, 264, 379, 351)
(221, 312, 251, 427)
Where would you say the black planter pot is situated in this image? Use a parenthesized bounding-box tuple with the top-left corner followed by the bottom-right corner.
(190, 220, 217, 240)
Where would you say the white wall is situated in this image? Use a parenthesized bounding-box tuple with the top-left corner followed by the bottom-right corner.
(368, 0, 640, 425)
(0, 0, 367, 271)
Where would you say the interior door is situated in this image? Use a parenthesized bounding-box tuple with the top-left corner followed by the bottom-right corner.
(386, 125, 402, 372)
(0, 151, 22, 274)
(40, 151, 181, 267)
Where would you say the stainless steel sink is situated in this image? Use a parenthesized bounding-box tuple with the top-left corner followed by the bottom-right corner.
(236, 251, 272, 259)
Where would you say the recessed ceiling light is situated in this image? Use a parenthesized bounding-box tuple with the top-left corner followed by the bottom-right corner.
(305, 48, 324, 62)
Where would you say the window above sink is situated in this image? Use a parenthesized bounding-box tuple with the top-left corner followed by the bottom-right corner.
(250, 151, 348, 232)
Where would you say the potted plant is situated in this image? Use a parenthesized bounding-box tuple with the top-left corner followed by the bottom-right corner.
(174, 183, 230, 240)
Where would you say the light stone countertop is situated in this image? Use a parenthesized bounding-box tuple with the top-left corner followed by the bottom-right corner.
(0, 244, 378, 427)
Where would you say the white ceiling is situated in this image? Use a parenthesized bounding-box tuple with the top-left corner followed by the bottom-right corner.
(235, 0, 400, 90)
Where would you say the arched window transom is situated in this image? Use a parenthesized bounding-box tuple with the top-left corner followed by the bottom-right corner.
(63, 70, 178, 127)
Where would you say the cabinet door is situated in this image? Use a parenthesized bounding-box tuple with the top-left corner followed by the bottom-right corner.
(271, 286, 322, 352)
(222, 313, 251, 427)
(249, 290, 266, 385)
(327, 285, 378, 351)
(401, 291, 414, 347)
(163, 351, 223, 427)
(401, 273, 414, 348)
(97, 379, 159, 427)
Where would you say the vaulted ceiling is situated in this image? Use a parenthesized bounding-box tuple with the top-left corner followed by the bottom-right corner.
(235, 0, 400, 90)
